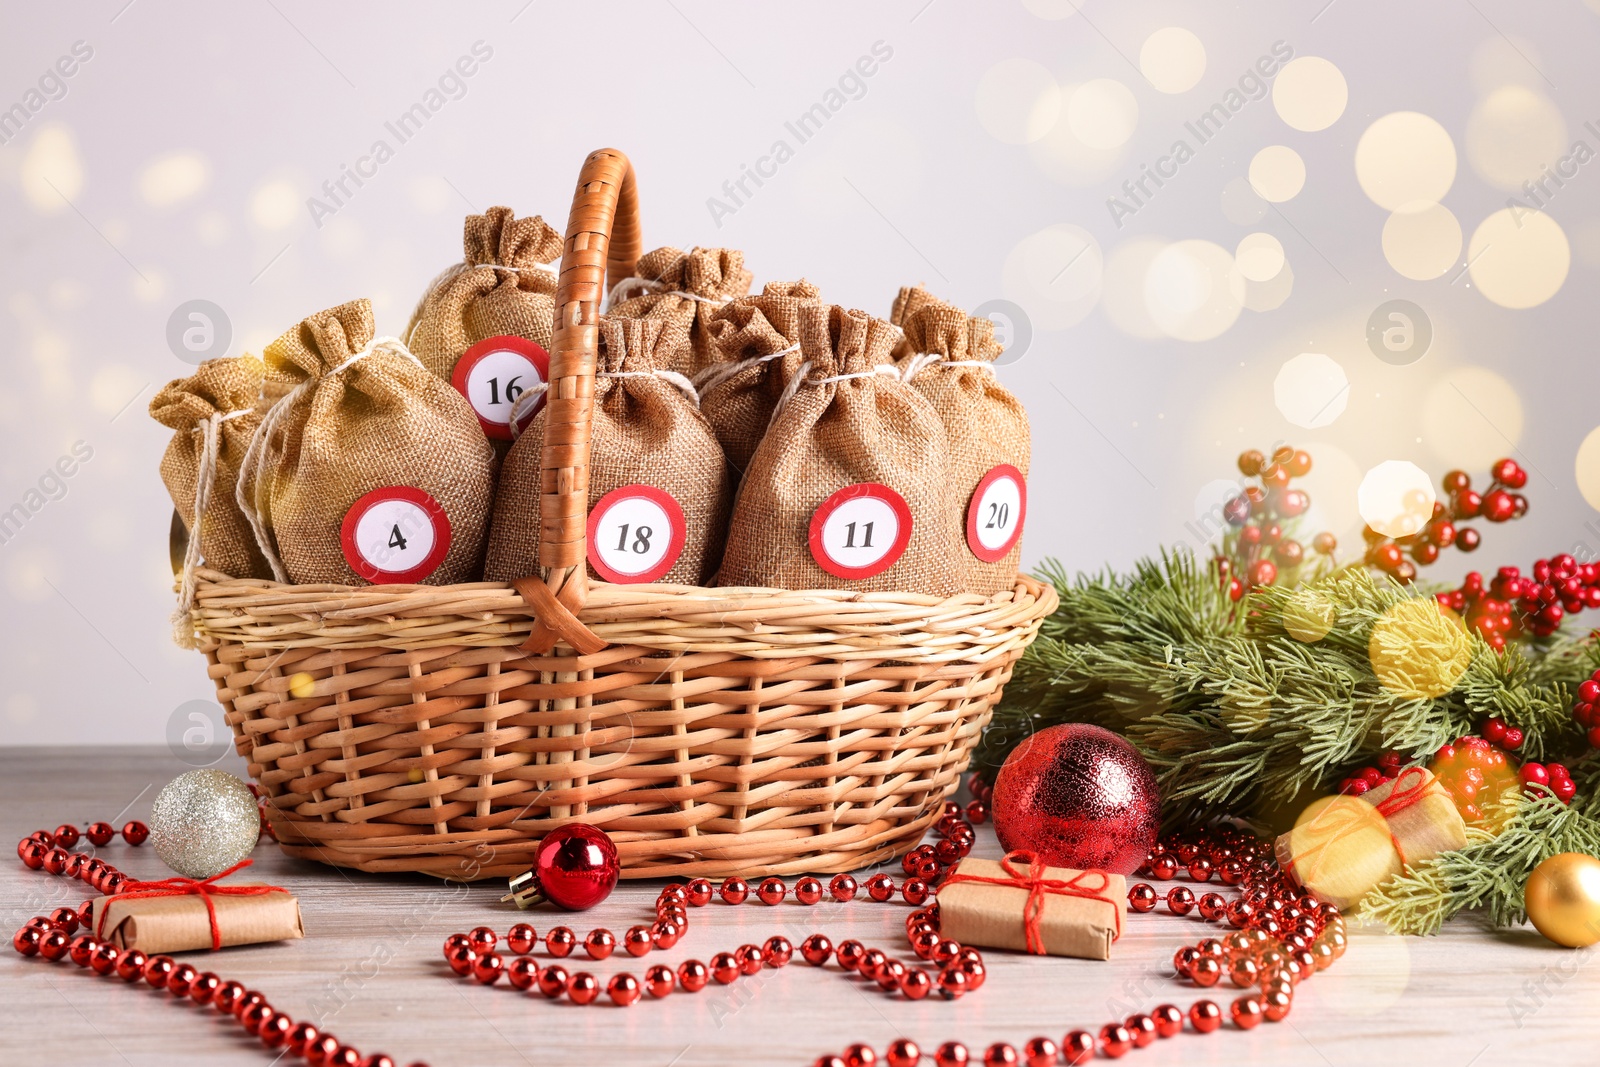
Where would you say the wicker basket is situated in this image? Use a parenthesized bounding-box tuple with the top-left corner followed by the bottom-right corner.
(191, 148, 1057, 881)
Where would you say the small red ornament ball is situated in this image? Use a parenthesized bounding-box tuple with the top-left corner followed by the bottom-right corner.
(991, 724, 1160, 876)
(531, 824, 620, 911)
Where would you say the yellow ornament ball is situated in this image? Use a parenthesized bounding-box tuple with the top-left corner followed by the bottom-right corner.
(1524, 852, 1600, 948)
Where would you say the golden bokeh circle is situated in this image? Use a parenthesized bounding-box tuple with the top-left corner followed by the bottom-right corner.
(1355, 112, 1457, 211)
(1466, 86, 1567, 191)
(1145, 239, 1245, 342)
(1421, 367, 1524, 471)
(1236, 232, 1286, 282)
(1369, 598, 1471, 700)
(1140, 27, 1206, 94)
(1467, 208, 1571, 309)
(1002, 224, 1103, 329)
(1272, 57, 1349, 132)
(1067, 79, 1139, 150)
(1381, 201, 1462, 281)
(1283, 590, 1337, 643)
(1574, 425, 1600, 511)
(1243, 259, 1294, 312)
(1273, 352, 1348, 429)
(1358, 461, 1437, 540)
(1249, 145, 1306, 203)
(1100, 236, 1168, 339)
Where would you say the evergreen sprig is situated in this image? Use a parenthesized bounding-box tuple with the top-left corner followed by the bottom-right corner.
(991, 551, 1600, 932)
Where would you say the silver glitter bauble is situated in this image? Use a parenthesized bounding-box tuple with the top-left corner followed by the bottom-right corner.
(150, 769, 261, 879)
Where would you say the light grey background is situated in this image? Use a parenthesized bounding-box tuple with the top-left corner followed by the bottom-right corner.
(3, 1, 1598, 744)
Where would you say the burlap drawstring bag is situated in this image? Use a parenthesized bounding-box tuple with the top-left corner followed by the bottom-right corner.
(893, 287, 1032, 596)
(404, 207, 562, 446)
(605, 246, 753, 378)
(152, 355, 271, 643)
(485, 318, 730, 585)
(716, 303, 964, 596)
(695, 280, 824, 478)
(237, 298, 495, 586)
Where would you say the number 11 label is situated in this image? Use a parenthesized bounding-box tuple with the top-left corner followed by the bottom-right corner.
(340, 486, 452, 584)
(966, 464, 1026, 562)
(451, 335, 550, 441)
(808, 483, 913, 580)
(586, 484, 686, 584)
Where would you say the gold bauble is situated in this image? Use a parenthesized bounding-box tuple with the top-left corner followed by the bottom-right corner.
(1524, 852, 1600, 948)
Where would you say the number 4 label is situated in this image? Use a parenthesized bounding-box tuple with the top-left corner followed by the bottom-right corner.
(586, 485, 687, 584)
(808, 483, 913, 580)
(966, 464, 1026, 562)
(340, 487, 453, 584)
(451, 335, 550, 441)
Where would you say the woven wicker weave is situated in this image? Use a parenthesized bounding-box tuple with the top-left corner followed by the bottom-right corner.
(189, 149, 1056, 880)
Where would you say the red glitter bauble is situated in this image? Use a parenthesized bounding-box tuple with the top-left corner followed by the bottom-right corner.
(991, 723, 1160, 875)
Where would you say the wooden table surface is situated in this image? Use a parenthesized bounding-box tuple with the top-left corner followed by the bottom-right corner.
(0, 747, 1583, 1066)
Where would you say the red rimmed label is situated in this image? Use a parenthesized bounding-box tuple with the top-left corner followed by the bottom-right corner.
(340, 486, 452, 584)
(586, 484, 687, 584)
(808, 483, 913, 581)
(450, 335, 550, 440)
(965, 463, 1026, 562)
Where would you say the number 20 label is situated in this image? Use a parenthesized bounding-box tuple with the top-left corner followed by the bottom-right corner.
(586, 485, 687, 584)
(340, 486, 452, 584)
(451, 335, 550, 440)
(808, 483, 913, 580)
(966, 464, 1026, 562)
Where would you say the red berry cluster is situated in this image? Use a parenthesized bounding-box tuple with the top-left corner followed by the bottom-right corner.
(1570, 672, 1600, 750)
(1365, 458, 1527, 584)
(1215, 446, 1337, 599)
(1436, 555, 1600, 649)
(1335, 750, 1403, 796)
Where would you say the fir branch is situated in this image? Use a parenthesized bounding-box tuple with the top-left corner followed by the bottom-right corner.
(1361, 797, 1600, 934)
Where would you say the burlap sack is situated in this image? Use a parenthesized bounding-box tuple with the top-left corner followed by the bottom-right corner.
(238, 299, 495, 586)
(484, 318, 731, 585)
(716, 303, 964, 595)
(695, 280, 823, 478)
(892, 287, 1031, 596)
(152, 355, 271, 582)
(606, 246, 753, 378)
(404, 206, 562, 382)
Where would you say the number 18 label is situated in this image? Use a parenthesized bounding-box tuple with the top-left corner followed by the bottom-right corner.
(586, 485, 686, 584)
(966, 464, 1026, 562)
(808, 483, 913, 580)
(451, 335, 550, 441)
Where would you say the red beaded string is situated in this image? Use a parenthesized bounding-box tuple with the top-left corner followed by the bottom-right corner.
(13, 797, 1345, 1067)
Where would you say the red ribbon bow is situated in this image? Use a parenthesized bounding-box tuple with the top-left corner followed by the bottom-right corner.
(94, 858, 282, 952)
(941, 850, 1122, 955)
(1288, 765, 1445, 880)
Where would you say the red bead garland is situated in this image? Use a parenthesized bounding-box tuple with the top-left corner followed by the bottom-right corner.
(14, 806, 1343, 1067)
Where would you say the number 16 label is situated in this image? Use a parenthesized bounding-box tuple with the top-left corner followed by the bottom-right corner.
(809, 483, 913, 580)
(451, 335, 550, 441)
(587, 485, 686, 584)
(966, 464, 1026, 562)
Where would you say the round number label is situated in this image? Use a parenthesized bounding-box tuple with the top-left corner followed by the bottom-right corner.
(966, 464, 1026, 562)
(808, 483, 913, 580)
(451, 335, 550, 440)
(340, 487, 452, 584)
(586, 485, 686, 584)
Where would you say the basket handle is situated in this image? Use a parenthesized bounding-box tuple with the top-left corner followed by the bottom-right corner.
(516, 149, 639, 653)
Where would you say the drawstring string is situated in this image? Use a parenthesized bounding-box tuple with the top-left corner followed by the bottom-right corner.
(235, 336, 422, 582)
(692, 342, 800, 395)
(403, 259, 559, 344)
(171, 408, 252, 647)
